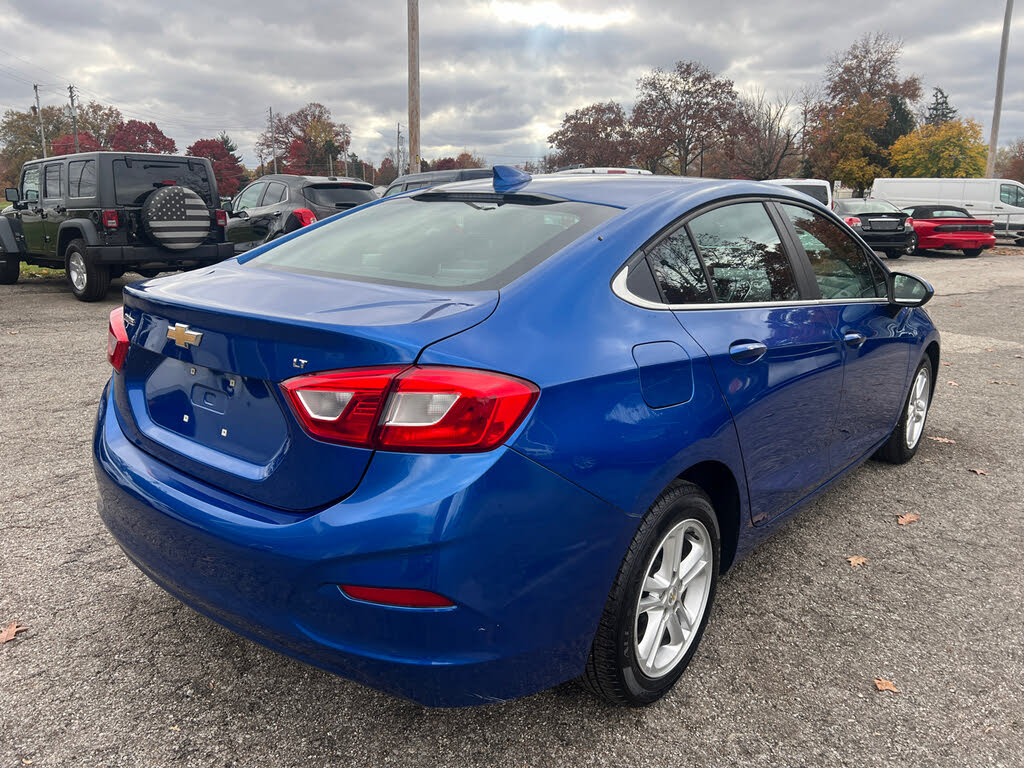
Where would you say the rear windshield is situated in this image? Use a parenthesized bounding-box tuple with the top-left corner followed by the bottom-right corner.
(779, 183, 829, 205)
(248, 195, 617, 290)
(836, 199, 903, 215)
(113, 159, 214, 207)
(303, 184, 376, 208)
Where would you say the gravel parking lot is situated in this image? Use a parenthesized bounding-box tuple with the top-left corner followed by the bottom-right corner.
(2, 249, 1022, 768)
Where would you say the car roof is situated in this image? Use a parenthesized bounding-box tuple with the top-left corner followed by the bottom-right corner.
(24, 151, 203, 164)
(258, 174, 371, 187)
(426, 173, 823, 210)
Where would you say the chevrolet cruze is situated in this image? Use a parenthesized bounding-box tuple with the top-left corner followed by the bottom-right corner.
(94, 168, 939, 707)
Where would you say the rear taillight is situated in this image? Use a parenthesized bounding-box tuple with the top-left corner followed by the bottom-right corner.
(292, 208, 317, 227)
(904, 217, 914, 229)
(102, 209, 119, 229)
(280, 366, 540, 452)
(107, 306, 129, 371)
(843, 216, 861, 227)
(215, 209, 228, 226)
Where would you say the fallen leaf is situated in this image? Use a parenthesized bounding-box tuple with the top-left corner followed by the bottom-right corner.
(170, 726, 181, 732)
(985, 726, 994, 734)
(897, 513, 920, 526)
(847, 556, 868, 568)
(948, 381, 960, 387)
(0, 621, 28, 644)
(21, 759, 32, 765)
(986, 348, 995, 352)
(988, 380, 1018, 386)
(927, 436, 956, 444)
(874, 677, 900, 693)
(1016, 355, 1023, 359)
(940, 361, 952, 367)
(950, 302, 964, 307)
(923, 458, 935, 463)
(993, 364, 1002, 368)
(968, 468, 989, 476)
(6, 330, 19, 335)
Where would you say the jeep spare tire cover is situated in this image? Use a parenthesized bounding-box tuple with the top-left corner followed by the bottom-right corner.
(142, 185, 210, 251)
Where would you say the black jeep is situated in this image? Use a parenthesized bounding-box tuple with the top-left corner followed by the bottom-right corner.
(0, 151, 233, 300)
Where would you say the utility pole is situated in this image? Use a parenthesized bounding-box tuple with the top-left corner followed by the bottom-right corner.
(68, 84, 80, 153)
(407, 0, 421, 174)
(268, 107, 279, 174)
(396, 122, 403, 173)
(33, 84, 47, 157)
(987, 0, 1014, 177)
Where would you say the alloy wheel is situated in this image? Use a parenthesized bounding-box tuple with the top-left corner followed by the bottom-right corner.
(904, 367, 930, 449)
(69, 252, 87, 291)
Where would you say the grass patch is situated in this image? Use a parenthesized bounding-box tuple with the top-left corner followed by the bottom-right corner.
(20, 263, 65, 279)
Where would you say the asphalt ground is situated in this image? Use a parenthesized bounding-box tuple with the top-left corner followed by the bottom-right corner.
(1, 248, 1022, 767)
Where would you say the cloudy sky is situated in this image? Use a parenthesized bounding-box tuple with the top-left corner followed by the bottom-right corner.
(0, 0, 1021, 169)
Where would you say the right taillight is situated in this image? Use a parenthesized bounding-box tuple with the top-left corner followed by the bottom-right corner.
(102, 209, 119, 229)
(843, 216, 862, 227)
(292, 208, 318, 227)
(280, 366, 539, 452)
(107, 306, 129, 371)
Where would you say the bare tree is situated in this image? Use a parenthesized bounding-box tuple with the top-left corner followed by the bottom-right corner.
(824, 32, 922, 105)
(721, 91, 799, 180)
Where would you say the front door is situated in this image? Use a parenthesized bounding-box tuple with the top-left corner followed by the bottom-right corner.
(19, 166, 44, 254)
(663, 201, 844, 525)
(226, 181, 266, 252)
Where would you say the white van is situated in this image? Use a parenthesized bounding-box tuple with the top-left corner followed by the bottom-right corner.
(871, 178, 1024, 242)
(765, 179, 833, 208)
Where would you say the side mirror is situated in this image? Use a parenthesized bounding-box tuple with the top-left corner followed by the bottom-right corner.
(889, 272, 934, 308)
(4, 188, 19, 203)
(233, 210, 249, 220)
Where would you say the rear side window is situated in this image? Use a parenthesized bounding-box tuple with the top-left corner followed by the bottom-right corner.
(780, 183, 829, 205)
(249, 196, 617, 290)
(113, 159, 213, 206)
(781, 204, 884, 299)
(646, 228, 712, 304)
(688, 203, 799, 303)
(261, 182, 287, 205)
(303, 184, 375, 208)
(68, 160, 96, 198)
(1000, 184, 1023, 207)
(43, 164, 62, 199)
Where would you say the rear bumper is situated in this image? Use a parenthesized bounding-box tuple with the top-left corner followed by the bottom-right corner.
(93, 383, 634, 706)
(858, 231, 915, 250)
(917, 233, 996, 251)
(87, 242, 234, 264)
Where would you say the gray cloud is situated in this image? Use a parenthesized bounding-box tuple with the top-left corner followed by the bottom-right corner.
(0, 0, 1021, 170)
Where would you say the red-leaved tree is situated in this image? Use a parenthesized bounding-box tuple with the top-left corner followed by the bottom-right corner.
(111, 120, 177, 153)
(51, 131, 103, 155)
(186, 138, 244, 196)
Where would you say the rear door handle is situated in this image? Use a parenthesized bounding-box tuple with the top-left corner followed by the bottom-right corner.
(844, 332, 867, 347)
(729, 341, 768, 363)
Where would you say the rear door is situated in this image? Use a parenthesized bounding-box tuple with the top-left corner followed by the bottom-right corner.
(665, 200, 844, 525)
(41, 161, 66, 256)
(776, 203, 909, 471)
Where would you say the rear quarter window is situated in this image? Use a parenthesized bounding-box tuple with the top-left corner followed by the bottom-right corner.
(247, 196, 617, 290)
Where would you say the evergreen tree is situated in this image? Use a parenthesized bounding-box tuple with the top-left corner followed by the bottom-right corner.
(925, 88, 958, 125)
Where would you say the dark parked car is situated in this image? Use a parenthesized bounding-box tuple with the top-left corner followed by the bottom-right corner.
(226, 174, 375, 253)
(95, 167, 940, 707)
(381, 167, 492, 198)
(834, 198, 915, 259)
(0, 151, 231, 300)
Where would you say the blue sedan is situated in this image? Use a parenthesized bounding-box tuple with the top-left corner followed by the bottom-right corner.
(94, 167, 939, 707)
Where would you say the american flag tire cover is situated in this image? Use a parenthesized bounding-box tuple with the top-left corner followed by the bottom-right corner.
(142, 185, 210, 251)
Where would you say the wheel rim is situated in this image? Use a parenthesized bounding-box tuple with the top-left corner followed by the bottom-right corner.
(904, 367, 930, 449)
(634, 518, 713, 679)
(68, 252, 87, 291)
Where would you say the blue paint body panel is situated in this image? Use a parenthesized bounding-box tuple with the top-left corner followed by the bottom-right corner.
(93, 174, 939, 706)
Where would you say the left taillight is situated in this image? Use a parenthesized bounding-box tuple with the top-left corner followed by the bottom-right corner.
(102, 209, 119, 229)
(292, 208, 318, 227)
(107, 306, 129, 371)
(280, 366, 540, 453)
(215, 209, 228, 226)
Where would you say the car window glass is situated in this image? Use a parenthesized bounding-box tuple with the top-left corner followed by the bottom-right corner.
(43, 164, 62, 199)
(382, 185, 402, 198)
(21, 167, 40, 202)
(68, 160, 96, 197)
(646, 227, 712, 304)
(235, 182, 266, 211)
(932, 208, 967, 218)
(688, 202, 799, 303)
(261, 182, 287, 205)
(781, 204, 884, 300)
(112, 159, 214, 207)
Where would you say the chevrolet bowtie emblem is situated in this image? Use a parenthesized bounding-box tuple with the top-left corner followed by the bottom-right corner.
(167, 323, 203, 349)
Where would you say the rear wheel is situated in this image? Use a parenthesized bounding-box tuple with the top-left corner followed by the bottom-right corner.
(884, 249, 903, 259)
(906, 234, 918, 255)
(582, 482, 719, 706)
(0, 256, 19, 285)
(65, 239, 110, 302)
(962, 248, 983, 258)
(874, 359, 932, 464)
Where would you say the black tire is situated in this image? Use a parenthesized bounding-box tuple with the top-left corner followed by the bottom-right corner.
(906, 234, 918, 255)
(0, 256, 19, 285)
(64, 238, 110, 302)
(884, 250, 903, 259)
(581, 482, 720, 707)
(962, 248, 983, 258)
(873, 359, 933, 465)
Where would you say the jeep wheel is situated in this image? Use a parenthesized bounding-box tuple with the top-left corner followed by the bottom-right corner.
(65, 239, 110, 301)
(0, 256, 19, 285)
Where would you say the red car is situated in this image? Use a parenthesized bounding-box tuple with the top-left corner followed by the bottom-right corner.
(903, 205, 996, 258)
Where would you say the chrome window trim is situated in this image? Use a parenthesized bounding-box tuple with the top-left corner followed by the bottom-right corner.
(611, 267, 889, 311)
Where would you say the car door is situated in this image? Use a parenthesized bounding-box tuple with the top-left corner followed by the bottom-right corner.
(250, 181, 287, 243)
(19, 165, 44, 254)
(776, 202, 910, 472)
(226, 181, 266, 253)
(41, 161, 66, 256)
(660, 200, 844, 526)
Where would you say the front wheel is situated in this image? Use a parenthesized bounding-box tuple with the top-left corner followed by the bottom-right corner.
(581, 482, 720, 706)
(65, 239, 110, 301)
(962, 248, 983, 258)
(873, 360, 932, 464)
(0, 256, 19, 285)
